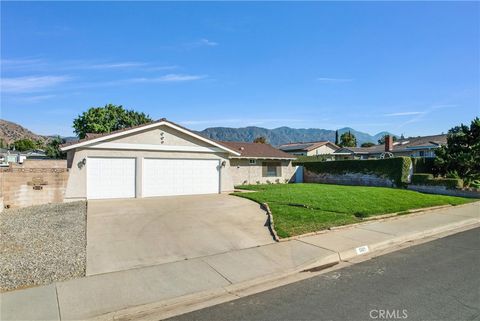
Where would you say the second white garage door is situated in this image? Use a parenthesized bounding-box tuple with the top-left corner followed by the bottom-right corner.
(142, 158, 220, 197)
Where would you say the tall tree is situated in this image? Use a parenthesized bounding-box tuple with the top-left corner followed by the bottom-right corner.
(12, 138, 39, 151)
(339, 131, 357, 147)
(73, 104, 153, 139)
(435, 117, 480, 186)
(335, 130, 339, 145)
(45, 136, 67, 159)
(253, 136, 267, 144)
(378, 135, 398, 144)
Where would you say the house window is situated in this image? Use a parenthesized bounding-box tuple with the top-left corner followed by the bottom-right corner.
(249, 159, 256, 165)
(263, 161, 281, 177)
(419, 151, 425, 157)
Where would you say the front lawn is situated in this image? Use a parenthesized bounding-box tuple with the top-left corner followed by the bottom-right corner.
(233, 183, 474, 238)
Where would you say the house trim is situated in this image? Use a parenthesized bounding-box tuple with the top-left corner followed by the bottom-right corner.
(87, 142, 227, 153)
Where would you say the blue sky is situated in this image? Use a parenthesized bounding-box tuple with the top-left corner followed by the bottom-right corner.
(1, 1, 479, 137)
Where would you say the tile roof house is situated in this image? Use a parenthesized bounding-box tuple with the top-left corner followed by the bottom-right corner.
(333, 134, 447, 160)
(279, 141, 339, 156)
(59, 119, 297, 200)
(220, 141, 296, 186)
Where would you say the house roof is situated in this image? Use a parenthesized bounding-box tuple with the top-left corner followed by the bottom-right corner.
(333, 134, 448, 155)
(59, 119, 241, 155)
(219, 141, 296, 159)
(279, 141, 339, 152)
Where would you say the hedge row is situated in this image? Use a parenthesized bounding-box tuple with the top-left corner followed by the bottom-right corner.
(411, 157, 436, 174)
(411, 173, 464, 189)
(295, 157, 412, 186)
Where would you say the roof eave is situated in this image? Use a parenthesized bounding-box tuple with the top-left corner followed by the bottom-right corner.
(60, 121, 241, 156)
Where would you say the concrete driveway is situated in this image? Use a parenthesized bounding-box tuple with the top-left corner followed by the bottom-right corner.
(86, 194, 274, 275)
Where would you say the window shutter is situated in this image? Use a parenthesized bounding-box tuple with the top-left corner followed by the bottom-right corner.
(276, 164, 282, 177)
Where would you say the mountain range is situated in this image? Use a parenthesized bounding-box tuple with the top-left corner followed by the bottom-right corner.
(0, 119, 395, 147)
(198, 126, 395, 147)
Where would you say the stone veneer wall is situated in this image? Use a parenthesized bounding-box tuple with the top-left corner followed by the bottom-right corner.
(0, 160, 69, 209)
(304, 169, 395, 187)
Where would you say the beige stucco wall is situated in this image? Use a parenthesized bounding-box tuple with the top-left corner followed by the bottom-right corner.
(229, 159, 295, 186)
(306, 145, 337, 156)
(64, 126, 235, 200)
(112, 125, 213, 148)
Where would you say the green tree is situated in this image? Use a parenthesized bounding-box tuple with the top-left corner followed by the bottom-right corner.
(45, 136, 66, 159)
(361, 142, 375, 147)
(435, 117, 480, 186)
(253, 136, 267, 144)
(378, 135, 398, 145)
(73, 104, 153, 139)
(335, 130, 339, 145)
(12, 138, 39, 151)
(378, 135, 398, 144)
(339, 131, 357, 147)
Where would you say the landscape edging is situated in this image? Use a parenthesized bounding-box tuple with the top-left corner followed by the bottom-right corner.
(261, 202, 280, 242)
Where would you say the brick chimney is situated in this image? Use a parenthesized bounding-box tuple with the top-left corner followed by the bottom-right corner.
(385, 135, 393, 152)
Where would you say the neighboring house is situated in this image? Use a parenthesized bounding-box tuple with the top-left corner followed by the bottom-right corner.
(333, 134, 447, 160)
(0, 149, 48, 164)
(279, 141, 339, 156)
(220, 141, 296, 186)
(59, 119, 297, 201)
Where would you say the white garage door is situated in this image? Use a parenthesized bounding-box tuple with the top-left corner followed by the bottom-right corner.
(87, 157, 136, 199)
(143, 158, 220, 197)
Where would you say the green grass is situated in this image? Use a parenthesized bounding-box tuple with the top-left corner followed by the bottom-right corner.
(233, 183, 474, 238)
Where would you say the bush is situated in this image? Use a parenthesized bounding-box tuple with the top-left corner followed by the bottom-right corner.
(411, 173, 434, 184)
(425, 178, 464, 189)
(410, 174, 463, 189)
(411, 158, 436, 174)
(295, 157, 412, 186)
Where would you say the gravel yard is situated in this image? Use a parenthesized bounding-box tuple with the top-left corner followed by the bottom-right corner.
(0, 201, 86, 292)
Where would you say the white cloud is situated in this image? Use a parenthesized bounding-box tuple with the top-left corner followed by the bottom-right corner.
(1, 75, 70, 93)
(129, 74, 207, 83)
(198, 38, 218, 47)
(14, 94, 57, 103)
(384, 111, 426, 117)
(316, 77, 353, 83)
(86, 62, 147, 69)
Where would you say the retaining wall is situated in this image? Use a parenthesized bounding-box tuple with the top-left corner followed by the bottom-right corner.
(304, 169, 395, 187)
(408, 185, 480, 198)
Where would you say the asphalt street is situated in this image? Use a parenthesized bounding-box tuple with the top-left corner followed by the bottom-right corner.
(169, 228, 480, 321)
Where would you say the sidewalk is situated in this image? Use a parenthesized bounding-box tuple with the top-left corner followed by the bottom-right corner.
(1, 202, 479, 321)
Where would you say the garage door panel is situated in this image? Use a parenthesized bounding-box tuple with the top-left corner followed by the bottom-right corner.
(87, 158, 136, 199)
(143, 159, 219, 197)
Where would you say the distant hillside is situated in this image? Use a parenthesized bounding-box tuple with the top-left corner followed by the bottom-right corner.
(0, 118, 395, 148)
(198, 126, 395, 147)
(0, 119, 48, 145)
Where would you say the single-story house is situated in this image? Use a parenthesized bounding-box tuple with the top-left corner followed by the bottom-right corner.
(278, 141, 339, 156)
(60, 119, 297, 201)
(220, 141, 296, 186)
(333, 134, 447, 160)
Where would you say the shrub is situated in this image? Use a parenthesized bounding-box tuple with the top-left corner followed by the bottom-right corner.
(411, 174, 463, 189)
(411, 173, 434, 184)
(425, 178, 464, 189)
(295, 157, 412, 186)
(411, 158, 436, 174)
